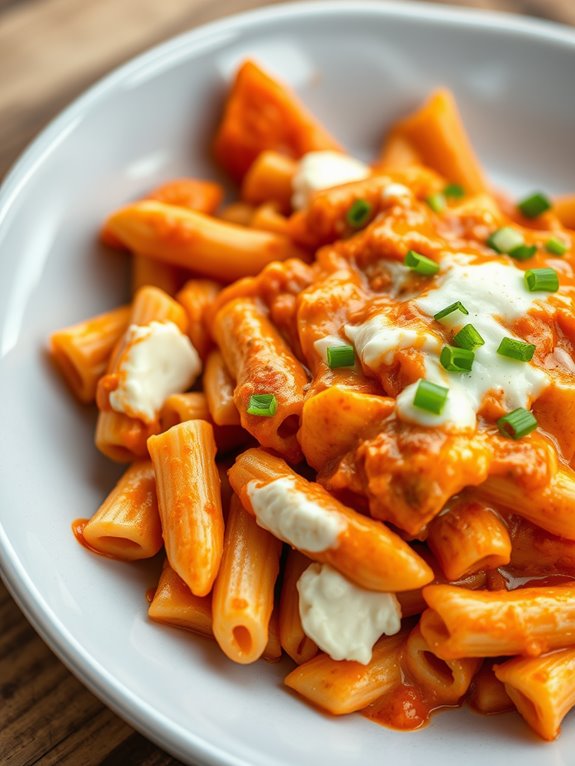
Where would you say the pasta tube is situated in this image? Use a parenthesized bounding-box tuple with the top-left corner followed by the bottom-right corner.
(211, 495, 282, 664)
(229, 448, 434, 592)
(468, 662, 513, 715)
(213, 298, 308, 463)
(175, 279, 220, 360)
(241, 151, 296, 212)
(132, 255, 183, 296)
(420, 584, 575, 659)
(203, 350, 241, 427)
(278, 549, 318, 664)
(405, 624, 481, 705)
(49, 305, 130, 403)
(104, 201, 304, 283)
(284, 631, 406, 715)
(495, 649, 575, 740)
(148, 420, 224, 597)
(426, 499, 511, 580)
(81, 461, 162, 560)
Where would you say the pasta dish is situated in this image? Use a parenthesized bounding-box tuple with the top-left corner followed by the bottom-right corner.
(49, 60, 575, 741)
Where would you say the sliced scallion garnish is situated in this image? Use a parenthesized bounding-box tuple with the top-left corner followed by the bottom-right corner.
(518, 192, 552, 219)
(413, 379, 449, 415)
(247, 394, 278, 417)
(440, 345, 475, 372)
(453, 323, 485, 350)
(497, 408, 538, 439)
(497, 337, 536, 362)
(404, 250, 440, 276)
(524, 268, 559, 293)
(326, 345, 355, 369)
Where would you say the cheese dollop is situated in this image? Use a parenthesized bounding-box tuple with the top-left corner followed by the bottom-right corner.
(297, 563, 402, 664)
(246, 476, 345, 552)
(109, 320, 201, 423)
(291, 151, 370, 209)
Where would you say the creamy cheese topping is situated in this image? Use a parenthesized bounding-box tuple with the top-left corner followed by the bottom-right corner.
(291, 151, 370, 209)
(109, 321, 201, 423)
(345, 314, 441, 367)
(297, 563, 402, 664)
(381, 183, 412, 201)
(347, 255, 552, 430)
(246, 476, 346, 552)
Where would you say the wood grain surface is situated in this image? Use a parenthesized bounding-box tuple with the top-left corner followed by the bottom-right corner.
(0, 1, 573, 764)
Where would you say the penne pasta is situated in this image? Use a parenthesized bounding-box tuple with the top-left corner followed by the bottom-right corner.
(284, 631, 406, 715)
(81, 461, 163, 560)
(554, 195, 575, 230)
(405, 623, 481, 705)
(426, 499, 511, 580)
(212, 298, 308, 463)
(495, 649, 575, 740)
(420, 584, 575, 659)
(468, 661, 513, 715)
(148, 420, 224, 597)
(104, 201, 305, 283)
(278, 549, 318, 664)
(175, 279, 221, 360)
(229, 448, 434, 592)
(148, 561, 282, 662)
(250, 203, 290, 236)
(218, 202, 255, 226)
(49, 305, 130, 404)
(203, 350, 241, 427)
(132, 255, 184, 296)
(211, 495, 282, 664)
(241, 151, 296, 213)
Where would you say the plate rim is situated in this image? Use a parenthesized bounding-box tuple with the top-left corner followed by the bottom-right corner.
(1, 2, 575, 764)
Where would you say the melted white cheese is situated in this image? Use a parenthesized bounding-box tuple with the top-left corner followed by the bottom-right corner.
(297, 563, 402, 664)
(291, 151, 370, 209)
(381, 183, 412, 201)
(246, 476, 346, 552)
(109, 321, 201, 423)
(345, 314, 441, 368)
(347, 255, 552, 430)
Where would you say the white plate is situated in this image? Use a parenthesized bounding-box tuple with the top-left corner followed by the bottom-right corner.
(1, 3, 575, 764)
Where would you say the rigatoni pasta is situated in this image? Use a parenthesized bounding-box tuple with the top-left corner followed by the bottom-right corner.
(57, 59, 575, 743)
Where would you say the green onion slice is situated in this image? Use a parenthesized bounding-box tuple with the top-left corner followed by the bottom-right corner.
(497, 337, 536, 362)
(346, 199, 373, 229)
(509, 244, 537, 262)
(426, 193, 446, 213)
(433, 301, 469, 321)
(524, 268, 559, 293)
(247, 394, 278, 417)
(413, 379, 449, 415)
(453, 323, 485, 350)
(518, 192, 552, 219)
(487, 227, 524, 254)
(404, 250, 440, 276)
(497, 407, 538, 439)
(326, 345, 355, 369)
(444, 183, 465, 199)
(440, 345, 475, 372)
(545, 237, 569, 256)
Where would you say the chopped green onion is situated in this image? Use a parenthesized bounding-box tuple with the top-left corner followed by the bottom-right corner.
(545, 237, 569, 256)
(433, 301, 469, 321)
(524, 267, 559, 292)
(518, 192, 552, 219)
(413, 379, 449, 415)
(440, 345, 475, 372)
(426, 193, 446, 213)
(487, 227, 524, 254)
(497, 337, 536, 362)
(497, 408, 538, 439)
(453, 323, 485, 351)
(404, 250, 439, 276)
(509, 244, 537, 262)
(444, 183, 465, 199)
(247, 394, 278, 417)
(346, 199, 373, 229)
(326, 345, 355, 369)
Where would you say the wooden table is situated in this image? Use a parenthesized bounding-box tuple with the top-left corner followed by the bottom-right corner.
(1, 1, 573, 764)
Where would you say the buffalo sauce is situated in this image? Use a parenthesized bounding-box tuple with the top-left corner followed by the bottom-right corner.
(71, 517, 122, 561)
(362, 659, 457, 732)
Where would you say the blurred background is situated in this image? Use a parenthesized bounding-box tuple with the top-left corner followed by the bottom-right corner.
(0, 1, 573, 765)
